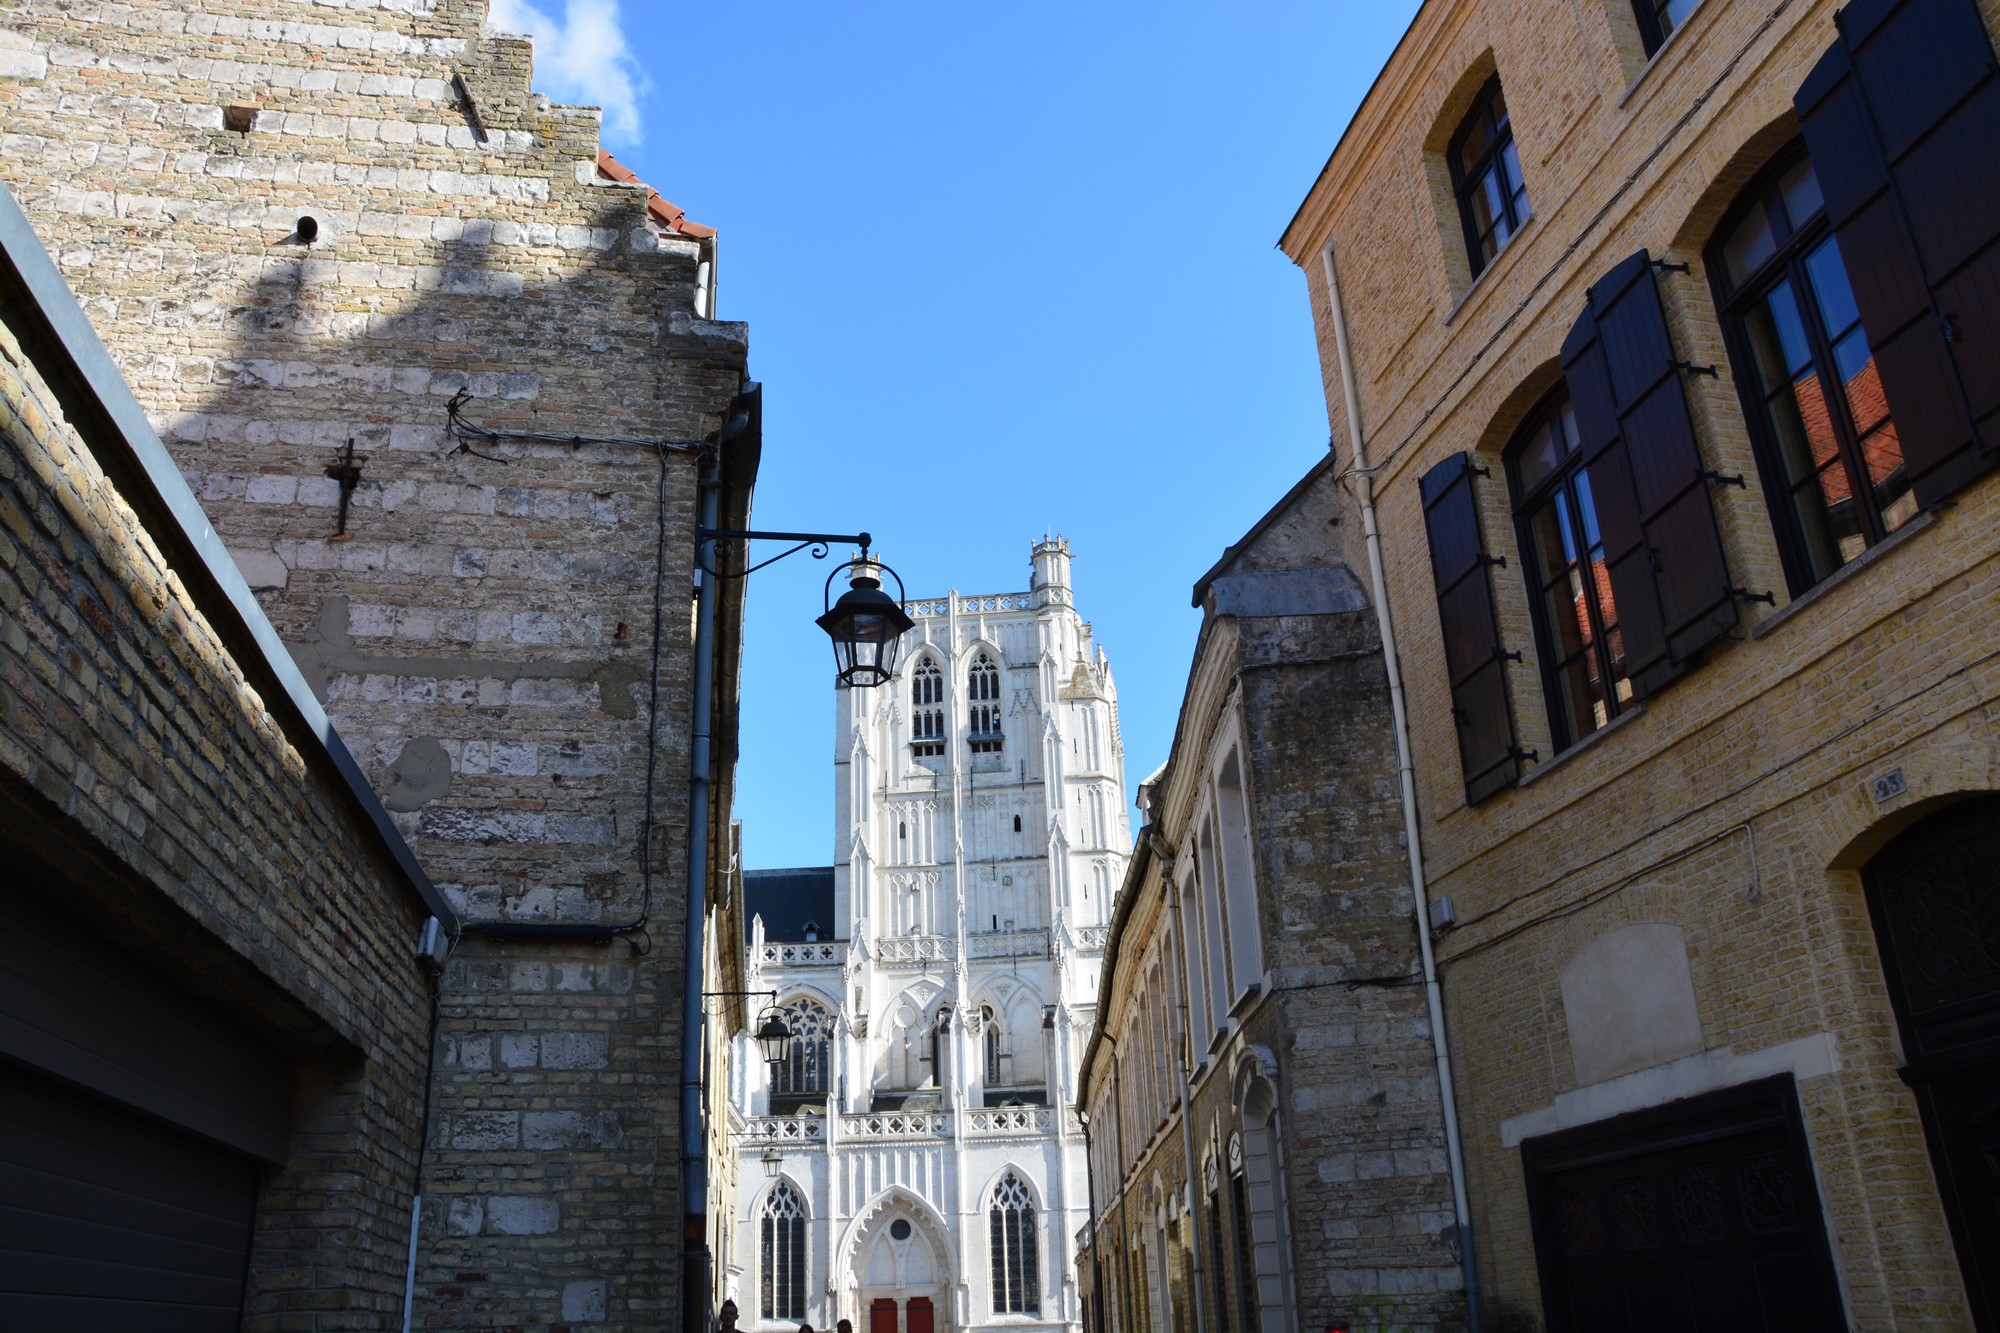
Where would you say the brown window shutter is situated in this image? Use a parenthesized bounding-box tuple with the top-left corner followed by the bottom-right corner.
(1562, 252, 1737, 699)
(1419, 452, 1521, 804)
(1795, 0, 2000, 506)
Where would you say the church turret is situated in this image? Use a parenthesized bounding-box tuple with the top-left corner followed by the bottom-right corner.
(1029, 534, 1071, 592)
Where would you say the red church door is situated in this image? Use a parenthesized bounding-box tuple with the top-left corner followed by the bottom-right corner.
(870, 1298, 898, 1333)
(906, 1297, 934, 1333)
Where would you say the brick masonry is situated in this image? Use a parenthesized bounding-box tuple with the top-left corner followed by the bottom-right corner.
(0, 237, 438, 1326)
(0, 1, 754, 1326)
(1282, 0, 2000, 1326)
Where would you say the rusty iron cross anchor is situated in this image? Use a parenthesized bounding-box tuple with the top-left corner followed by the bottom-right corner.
(326, 437, 364, 541)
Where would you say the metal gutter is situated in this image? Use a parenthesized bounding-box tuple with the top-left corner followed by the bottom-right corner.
(0, 182, 458, 935)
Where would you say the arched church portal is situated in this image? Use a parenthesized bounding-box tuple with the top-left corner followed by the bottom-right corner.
(844, 1193, 953, 1333)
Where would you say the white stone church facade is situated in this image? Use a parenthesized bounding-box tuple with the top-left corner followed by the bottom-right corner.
(726, 539, 1127, 1333)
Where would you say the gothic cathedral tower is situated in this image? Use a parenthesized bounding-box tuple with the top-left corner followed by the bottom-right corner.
(732, 538, 1128, 1333)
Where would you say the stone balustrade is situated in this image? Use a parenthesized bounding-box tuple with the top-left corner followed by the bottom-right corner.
(758, 940, 842, 967)
(874, 934, 954, 967)
(838, 1111, 950, 1140)
(966, 1107, 1053, 1136)
(968, 927, 1050, 960)
(740, 1116, 826, 1145)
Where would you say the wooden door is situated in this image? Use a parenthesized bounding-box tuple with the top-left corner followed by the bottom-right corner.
(906, 1296, 934, 1333)
(1523, 1076, 1844, 1331)
(869, 1297, 898, 1333)
(1866, 796, 2000, 1330)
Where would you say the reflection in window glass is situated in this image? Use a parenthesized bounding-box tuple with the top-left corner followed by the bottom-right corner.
(1451, 78, 1532, 278)
(1712, 146, 1912, 592)
(1509, 393, 1632, 752)
(1635, 0, 1705, 56)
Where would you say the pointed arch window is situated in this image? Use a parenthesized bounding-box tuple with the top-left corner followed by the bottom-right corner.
(968, 652, 1004, 753)
(983, 1005, 1003, 1085)
(990, 1173, 1040, 1314)
(911, 656, 945, 757)
(771, 999, 832, 1108)
(761, 1182, 807, 1322)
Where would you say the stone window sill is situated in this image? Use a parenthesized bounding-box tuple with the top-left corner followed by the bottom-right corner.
(1751, 510, 1938, 641)
(1616, 0, 1714, 109)
(1517, 702, 1647, 790)
(1444, 212, 1540, 328)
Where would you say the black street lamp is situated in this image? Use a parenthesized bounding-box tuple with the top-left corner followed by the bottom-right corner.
(818, 557, 915, 687)
(697, 529, 913, 687)
(754, 1008, 794, 1069)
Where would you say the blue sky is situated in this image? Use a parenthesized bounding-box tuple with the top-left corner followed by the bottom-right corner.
(490, 1, 1422, 869)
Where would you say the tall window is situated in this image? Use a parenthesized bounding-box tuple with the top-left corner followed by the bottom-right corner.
(910, 656, 945, 757)
(1450, 77, 1530, 278)
(1710, 146, 1914, 594)
(1633, 0, 1702, 57)
(968, 652, 1003, 753)
(1508, 391, 1632, 751)
(771, 998, 832, 1106)
(990, 1173, 1040, 1314)
(761, 1182, 806, 1322)
(983, 1006, 1003, 1084)
(1227, 1136, 1259, 1333)
(1204, 1163, 1230, 1333)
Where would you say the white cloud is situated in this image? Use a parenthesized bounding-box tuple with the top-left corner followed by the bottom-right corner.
(486, 0, 648, 145)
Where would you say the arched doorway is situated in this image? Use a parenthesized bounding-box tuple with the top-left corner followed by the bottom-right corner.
(1865, 795, 2000, 1328)
(846, 1197, 952, 1333)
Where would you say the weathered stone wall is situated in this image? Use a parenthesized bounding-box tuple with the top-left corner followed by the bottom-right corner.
(0, 1, 753, 1325)
(1082, 474, 1462, 1331)
(1228, 597, 1463, 1329)
(0, 253, 435, 1327)
(1283, 0, 2000, 1324)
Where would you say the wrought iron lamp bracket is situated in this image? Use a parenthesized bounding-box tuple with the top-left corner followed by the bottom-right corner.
(695, 528, 873, 580)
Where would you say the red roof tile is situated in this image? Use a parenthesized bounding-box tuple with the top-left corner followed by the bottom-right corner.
(597, 149, 717, 241)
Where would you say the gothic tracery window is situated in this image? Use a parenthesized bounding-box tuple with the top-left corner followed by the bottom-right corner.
(911, 656, 946, 756)
(983, 1005, 1003, 1084)
(761, 1182, 807, 1322)
(990, 1173, 1040, 1314)
(968, 652, 1004, 753)
(771, 999, 832, 1106)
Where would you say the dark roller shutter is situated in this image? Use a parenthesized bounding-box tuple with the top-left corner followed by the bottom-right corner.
(0, 1059, 261, 1331)
(1795, 0, 2000, 506)
(1419, 452, 1520, 803)
(1562, 251, 1737, 698)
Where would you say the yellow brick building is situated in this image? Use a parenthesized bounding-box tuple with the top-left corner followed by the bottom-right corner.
(1279, 0, 2000, 1327)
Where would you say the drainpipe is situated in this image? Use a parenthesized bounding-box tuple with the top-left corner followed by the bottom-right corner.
(682, 407, 740, 1333)
(1319, 243, 1482, 1332)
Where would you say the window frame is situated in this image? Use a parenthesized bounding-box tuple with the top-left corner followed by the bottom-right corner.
(1706, 140, 1911, 597)
(1506, 388, 1631, 754)
(1632, 0, 1700, 58)
(769, 997, 833, 1111)
(967, 650, 1004, 754)
(910, 655, 946, 757)
(989, 1172, 1041, 1315)
(1447, 75, 1530, 280)
(759, 1181, 808, 1323)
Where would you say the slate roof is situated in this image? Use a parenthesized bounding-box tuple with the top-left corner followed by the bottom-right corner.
(743, 867, 838, 942)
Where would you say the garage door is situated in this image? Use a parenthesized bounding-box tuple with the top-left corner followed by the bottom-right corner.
(1522, 1076, 1846, 1332)
(0, 883, 291, 1329)
(0, 1060, 262, 1330)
